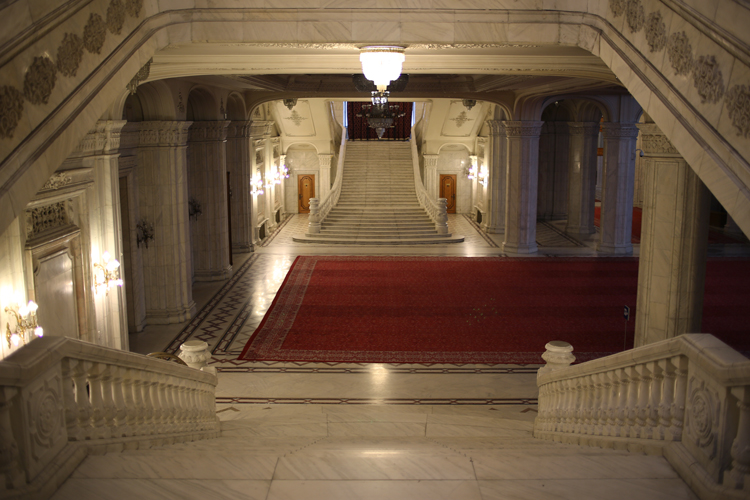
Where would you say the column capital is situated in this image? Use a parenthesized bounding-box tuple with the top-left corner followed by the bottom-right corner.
(485, 120, 507, 136)
(318, 154, 334, 168)
(637, 123, 680, 156)
(250, 120, 275, 136)
(72, 120, 127, 156)
(567, 121, 600, 136)
(188, 120, 231, 142)
(600, 123, 639, 139)
(138, 121, 193, 147)
(227, 121, 254, 139)
(423, 154, 439, 168)
(502, 120, 544, 137)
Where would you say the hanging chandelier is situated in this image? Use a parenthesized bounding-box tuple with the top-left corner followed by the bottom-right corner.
(359, 46, 405, 92)
(356, 102, 406, 139)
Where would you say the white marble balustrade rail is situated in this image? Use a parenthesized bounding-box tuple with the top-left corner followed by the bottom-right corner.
(0, 336, 219, 498)
(411, 128, 448, 235)
(535, 334, 750, 500)
(308, 127, 347, 235)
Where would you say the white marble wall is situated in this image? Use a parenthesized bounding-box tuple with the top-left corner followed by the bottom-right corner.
(284, 149, 320, 213)
(436, 149, 471, 214)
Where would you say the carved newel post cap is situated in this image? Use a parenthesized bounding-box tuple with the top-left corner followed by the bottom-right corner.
(178, 340, 211, 369)
(538, 340, 576, 378)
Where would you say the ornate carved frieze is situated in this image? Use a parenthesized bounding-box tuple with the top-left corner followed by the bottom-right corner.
(83, 13, 107, 54)
(250, 120, 274, 136)
(127, 58, 152, 95)
(318, 154, 333, 168)
(0, 85, 24, 139)
(641, 134, 678, 155)
(645, 11, 667, 53)
(502, 121, 543, 137)
(125, 0, 143, 17)
(610, 0, 626, 17)
(56, 33, 84, 77)
(42, 172, 73, 191)
(692, 55, 725, 104)
(106, 0, 126, 35)
(601, 123, 640, 139)
(626, 0, 645, 33)
(72, 120, 126, 155)
(227, 121, 253, 138)
(726, 85, 750, 138)
(668, 32, 693, 76)
(24, 56, 57, 105)
(138, 121, 191, 147)
(26, 202, 69, 237)
(423, 155, 439, 168)
(188, 121, 229, 142)
(485, 120, 507, 136)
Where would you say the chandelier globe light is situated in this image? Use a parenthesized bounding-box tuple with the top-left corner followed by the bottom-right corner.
(359, 46, 405, 92)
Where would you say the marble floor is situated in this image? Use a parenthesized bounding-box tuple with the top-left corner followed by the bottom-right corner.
(105, 214, 742, 499)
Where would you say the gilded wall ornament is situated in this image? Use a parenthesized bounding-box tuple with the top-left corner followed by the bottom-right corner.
(610, 0, 626, 17)
(667, 32, 693, 76)
(645, 11, 667, 52)
(23, 56, 57, 105)
(106, 0, 126, 35)
(626, 0, 645, 32)
(692, 55, 724, 104)
(450, 111, 473, 128)
(125, 0, 143, 17)
(725, 84, 750, 138)
(284, 110, 307, 127)
(0, 85, 24, 139)
(83, 13, 107, 54)
(56, 33, 84, 77)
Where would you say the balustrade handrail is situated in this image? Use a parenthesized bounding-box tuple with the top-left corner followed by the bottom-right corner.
(0, 336, 219, 495)
(308, 127, 347, 234)
(535, 334, 750, 499)
(410, 127, 449, 235)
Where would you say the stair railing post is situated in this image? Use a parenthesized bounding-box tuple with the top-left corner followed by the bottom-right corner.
(308, 198, 321, 234)
(436, 198, 449, 234)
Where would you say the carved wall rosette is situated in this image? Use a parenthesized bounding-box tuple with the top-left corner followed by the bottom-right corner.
(0, 85, 24, 139)
(645, 11, 667, 52)
(692, 55, 725, 104)
(106, 0, 126, 35)
(125, 0, 143, 17)
(609, 0, 626, 17)
(668, 32, 693, 76)
(83, 13, 107, 54)
(626, 0, 645, 32)
(725, 85, 750, 138)
(42, 172, 73, 191)
(685, 377, 720, 460)
(24, 56, 57, 105)
(56, 33, 84, 77)
(23, 370, 66, 476)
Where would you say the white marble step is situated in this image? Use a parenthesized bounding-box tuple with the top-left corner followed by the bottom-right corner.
(296, 235, 465, 244)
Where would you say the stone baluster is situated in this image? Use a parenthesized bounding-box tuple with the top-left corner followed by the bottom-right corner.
(87, 363, 108, 439)
(551, 381, 564, 432)
(308, 198, 321, 234)
(148, 372, 163, 434)
(625, 367, 640, 437)
(110, 366, 130, 437)
(592, 373, 605, 435)
(564, 379, 577, 433)
(436, 198, 449, 235)
(725, 387, 750, 490)
(176, 380, 188, 426)
(571, 379, 583, 433)
(633, 364, 651, 438)
(72, 360, 92, 441)
(536, 384, 548, 431)
(141, 372, 155, 434)
(577, 377, 589, 433)
(646, 361, 663, 439)
(61, 359, 79, 439)
(122, 368, 137, 432)
(604, 371, 618, 437)
(100, 365, 116, 436)
(657, 358, 676, 440)
(614, 368, 629, 436)
(157, 379, 169, 433)
(190, 381, 201, 429)
(164, 377, 177, 433)
(131, 373, 146, 434)
(0, 387, 24, 489)
(670, 357, 688, 441)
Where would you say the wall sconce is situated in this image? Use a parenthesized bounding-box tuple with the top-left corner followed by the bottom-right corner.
(94, 251, 123, 295)
(467, 155, 478, 180)
(136, 218, 154, 248)
(478, 165, 488, 187)
(279, 156, 290, 180)
(251, 173, 264, 196)
(265, 169, 276, 190)
(188, 197, 202, 221)
(5, 300, 43, 348)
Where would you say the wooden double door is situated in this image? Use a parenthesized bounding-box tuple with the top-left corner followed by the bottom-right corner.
(298, 174, 315, 213)
(439, 174, 457, 214)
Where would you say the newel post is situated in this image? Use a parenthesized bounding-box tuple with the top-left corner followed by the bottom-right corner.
(538, 341, 575, 378)
(436, 198, 449, 235)
(308, 198, 321, 234)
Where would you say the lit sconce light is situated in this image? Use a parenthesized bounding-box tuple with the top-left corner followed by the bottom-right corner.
(5, 300, 43, 348)
(251, 173, 264, 196)
(478, 165, 488, 187)
(94, 251, 123, 295)
(467, 155, 478, 180)
(264, 169, 276, 190)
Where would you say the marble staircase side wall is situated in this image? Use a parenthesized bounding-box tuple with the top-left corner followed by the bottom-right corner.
(136, 121, 196, 325)
(634, 124, 710, 347)
(187, 121, 232, 282)
(423, 155, 439, 201)
(503, 121, 543, 254)
(597, 124, 640, 255)
(226, 122, 254, 253)
(483, 121, 507, 234)
(551, 123, 571, 220)
(436, 149, 472, 214)
(318, 154, 334, 203)
(566, 122, 600, 235)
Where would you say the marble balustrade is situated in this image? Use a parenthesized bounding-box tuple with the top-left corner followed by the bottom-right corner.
(535, 334, 750, 498)
(411, 128, 449, 235)
(307, 127, 347, 235)
(0, 336, 219, 494)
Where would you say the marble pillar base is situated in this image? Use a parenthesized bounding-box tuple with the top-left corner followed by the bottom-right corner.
(146, 302, 197, 325)
(194, 266, 233, 282)
(480, 222, 504, 234)
(502, 241, 538, 254)
(232, 243, 254, 254)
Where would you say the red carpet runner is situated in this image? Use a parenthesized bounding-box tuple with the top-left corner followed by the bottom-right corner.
(239, 256, 749, 364)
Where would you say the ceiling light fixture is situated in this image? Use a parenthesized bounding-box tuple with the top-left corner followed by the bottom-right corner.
(359, 46, 406, 92)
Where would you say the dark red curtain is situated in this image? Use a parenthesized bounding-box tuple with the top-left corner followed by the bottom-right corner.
(347, 102, 413, 141)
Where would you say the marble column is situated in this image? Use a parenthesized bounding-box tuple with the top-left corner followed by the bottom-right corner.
(423, 155, 439, 199)
(634, 123, 710, 347)
(597, 123, 639, 255)
(264, 136, 276, 231)
(187, 121, 232, 282)
(137, 121, 196, 324)
(551, 122, 570, 220)
(566, 122, 600, 234)
(536, 122, 554, 220)
(318, 154, 334, 201)
(482, 120, 507, 233)
(226, 121, 253, 253)
(502, 121, 543, 254)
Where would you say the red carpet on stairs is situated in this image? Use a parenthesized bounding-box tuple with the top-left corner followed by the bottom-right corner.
(239, 256, 750, 364)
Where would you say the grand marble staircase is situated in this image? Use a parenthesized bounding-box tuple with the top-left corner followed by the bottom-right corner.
(294, 141, 463, 245)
